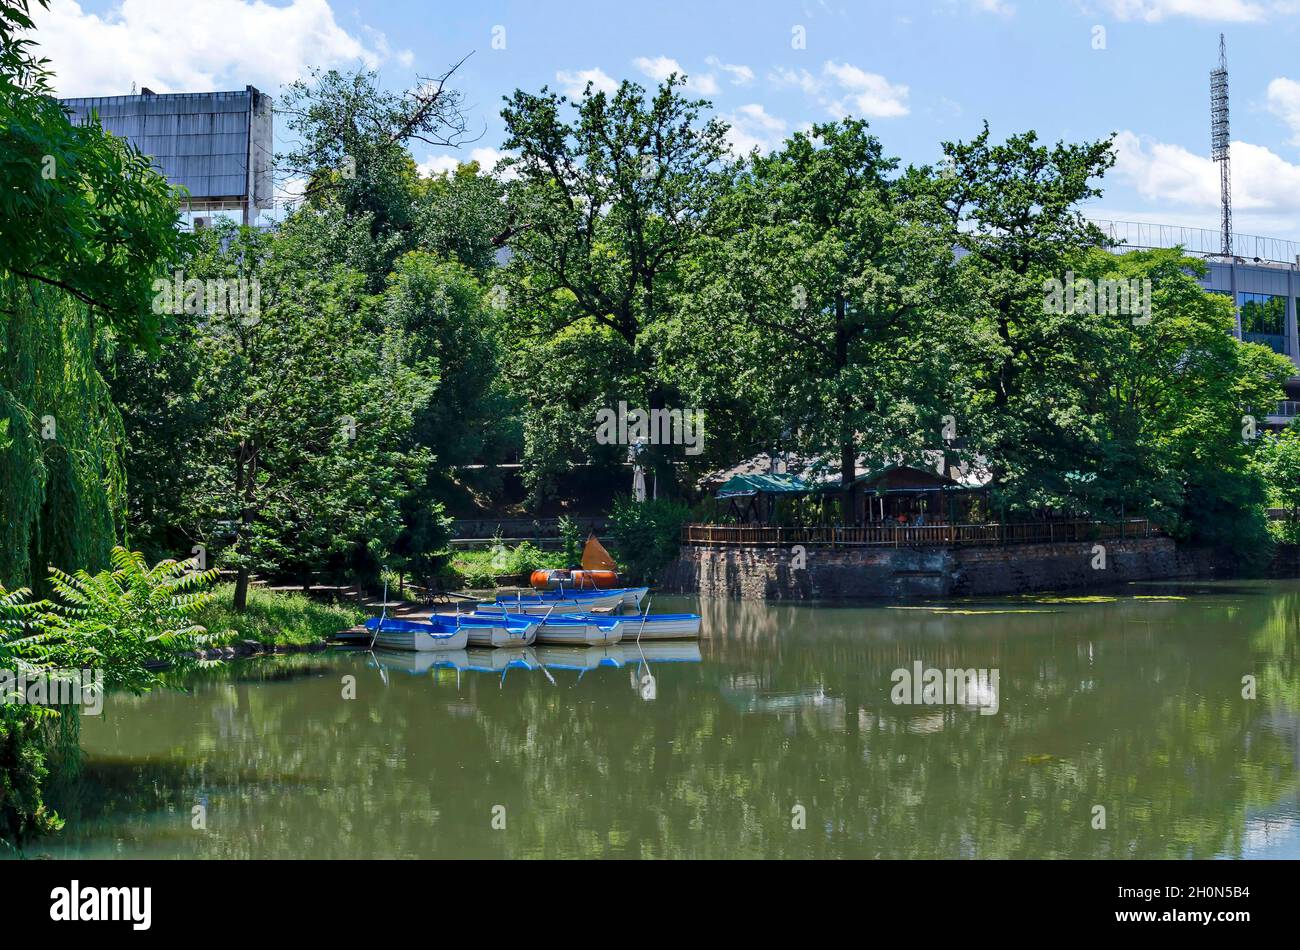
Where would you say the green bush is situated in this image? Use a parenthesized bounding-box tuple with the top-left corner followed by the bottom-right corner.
(39, 547, 218, 693)
(609, 496, 691, 584)
(558, 515, 584, 568)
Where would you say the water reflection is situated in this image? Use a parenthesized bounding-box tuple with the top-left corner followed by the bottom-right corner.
(29, 583, 1300, 859)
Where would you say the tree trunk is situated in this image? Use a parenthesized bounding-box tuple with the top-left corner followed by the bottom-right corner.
(231, 437, 258, 613)
(233, 567, 251, 612)
(835, 292, 854, 524)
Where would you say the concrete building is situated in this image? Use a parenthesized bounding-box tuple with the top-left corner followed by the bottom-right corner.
(59, 86, 273, 225)
(1091, 219, 1300, 427)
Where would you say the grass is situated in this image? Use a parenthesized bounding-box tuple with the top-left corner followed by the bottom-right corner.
(196, 583, 368, 648)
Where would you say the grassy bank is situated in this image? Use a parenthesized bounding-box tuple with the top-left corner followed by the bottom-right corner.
(196, 584, 367, 647)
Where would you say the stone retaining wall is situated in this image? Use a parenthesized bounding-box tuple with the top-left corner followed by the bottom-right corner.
(659, 537, 1236, 601)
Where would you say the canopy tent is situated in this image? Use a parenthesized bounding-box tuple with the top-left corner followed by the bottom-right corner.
(714, 473, 812, 524)
(715, 473, 811, 499)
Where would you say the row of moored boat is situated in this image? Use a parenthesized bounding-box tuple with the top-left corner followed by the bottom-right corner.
(361, 586, 702, 652)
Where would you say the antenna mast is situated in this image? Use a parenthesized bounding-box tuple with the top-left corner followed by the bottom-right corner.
(1210, 33, 1232, 256)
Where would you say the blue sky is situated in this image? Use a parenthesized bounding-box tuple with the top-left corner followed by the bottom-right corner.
(31, 0, 1300, 241)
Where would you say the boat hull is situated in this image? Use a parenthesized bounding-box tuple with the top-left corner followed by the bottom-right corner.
(580, 613, 700, 640)
(371, 626, 470, 652)
(532, 618, 624, 646)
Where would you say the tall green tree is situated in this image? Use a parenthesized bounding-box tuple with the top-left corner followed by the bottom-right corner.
(935, 125, 1116, 510)
(680, 120, 958, 517)
(175, 221, 438, 610)
(499, 74, 730, 502)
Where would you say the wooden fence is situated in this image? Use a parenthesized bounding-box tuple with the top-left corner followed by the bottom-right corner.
(681, 519, 1158, 548)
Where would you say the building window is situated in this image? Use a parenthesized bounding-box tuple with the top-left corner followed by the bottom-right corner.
(1238, 292, 1289, 354)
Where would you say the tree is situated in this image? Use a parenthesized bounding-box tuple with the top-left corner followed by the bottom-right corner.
(935, 125, 1116, 511)
(680, 120, 958, 518)
(499, 74, 731, 499)
(1, 0, 184, 589)
(176, 221, 439, 610)
(276, 64, 472, 283)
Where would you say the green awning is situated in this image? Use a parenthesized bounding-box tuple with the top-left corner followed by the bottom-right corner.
(716, 474, 811, 499)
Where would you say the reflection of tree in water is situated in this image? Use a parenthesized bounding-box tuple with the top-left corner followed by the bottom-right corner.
(40, 585, 1300, 858)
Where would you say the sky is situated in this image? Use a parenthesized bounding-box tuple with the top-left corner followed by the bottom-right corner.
(29, 0, 1300, 243)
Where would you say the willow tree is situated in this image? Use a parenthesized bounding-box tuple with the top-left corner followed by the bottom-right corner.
(0, 0, 183, 588)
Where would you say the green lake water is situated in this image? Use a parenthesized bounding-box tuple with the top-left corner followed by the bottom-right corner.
(32, 581, 1300, 859)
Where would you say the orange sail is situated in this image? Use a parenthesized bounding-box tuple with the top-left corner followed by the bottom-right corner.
(581, 533, 618, 572)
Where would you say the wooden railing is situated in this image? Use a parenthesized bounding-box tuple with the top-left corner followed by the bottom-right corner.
(681, 520, 1158, 547)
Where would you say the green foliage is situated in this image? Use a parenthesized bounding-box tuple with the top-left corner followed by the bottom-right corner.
(557, 515, 583, 567)
(446, 541, 565, 588)
(0, 704, 63, 850)
(39, 547, 218, 692)
(499, 74, 731, 499)
(609, 497, 690, 583)
(195, 584, 366, 648)
(680, 119, 958, 504)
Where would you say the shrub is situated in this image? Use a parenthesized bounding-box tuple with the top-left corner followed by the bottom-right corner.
(40, 547, 219, 693)
(608, 496, 691, 584)
(558, 515, 583, 568)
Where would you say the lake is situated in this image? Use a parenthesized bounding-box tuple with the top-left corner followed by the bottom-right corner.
(35, 581, 1300, 858)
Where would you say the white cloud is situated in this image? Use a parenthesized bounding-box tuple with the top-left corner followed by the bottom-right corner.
(720, 103, 787, 156)
(705, 55, 755, 86)
(418, 147, 515, 180)
(1267, 77, 1300, 144)
(771, 61, 909, 119)
(951, 0, 1015, 14)
(1089, 0, 1276, 22)
(632, 55, 718, 95)
(1112, 129, 1300, 218)
(555, 67, 618, 98)
(32, 0, 398, 97)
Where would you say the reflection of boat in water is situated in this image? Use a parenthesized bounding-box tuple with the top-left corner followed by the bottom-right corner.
(463, 647, 542, 672)
(615, 641, 702, 664)
(364, 617, 469, 651)
(369, 648, 547, 686)
(533, 644, 624, 671)
(576, 612, 700, 640)
(370, 648, 470, 673)
(535, 641, 703, 673)
(431, 613, 539, 647)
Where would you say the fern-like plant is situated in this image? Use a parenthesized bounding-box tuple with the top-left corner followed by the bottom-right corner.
(42, 547, 219, 693)
(0, 586, 59, 680)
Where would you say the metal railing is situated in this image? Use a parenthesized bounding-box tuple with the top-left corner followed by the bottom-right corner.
(1088, 218, 1300, 265)
(681, 520, 1158, 547)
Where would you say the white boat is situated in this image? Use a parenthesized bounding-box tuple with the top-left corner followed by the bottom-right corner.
(474, 599, 587, 616)
(435, 613, 539, 647)
(493, 587, 649, 611)
(575, 612, 700, 640)
(530, 614, 624, 645)
(363, 617, 469, 652)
